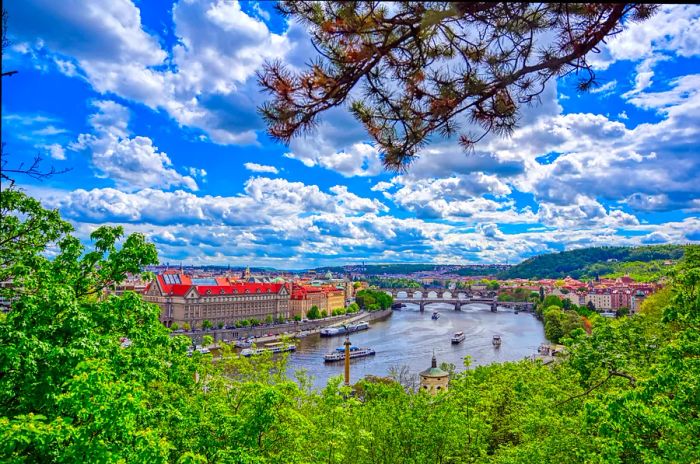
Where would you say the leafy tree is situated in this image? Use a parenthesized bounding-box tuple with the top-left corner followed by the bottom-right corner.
(306, 305, 321, 320)
(615, 306, 629, 317)
(320, 310, 328, 318)
(586, 301, 596, 311)
(539, 286, 545, 302)
(542, 295, 563, 308)
(265, 315, 274, 324)
(293, 315, 302, 321)
(202, 319, 213, 330)
(260, 2, 655, 170)
(171, 322, 180, 331)
(346, 302, 360, 313)
(182, 322, 191, 331)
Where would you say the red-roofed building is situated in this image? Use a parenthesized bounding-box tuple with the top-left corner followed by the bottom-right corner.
(288, 284, 346, 318)
(144, 274, 290, 328)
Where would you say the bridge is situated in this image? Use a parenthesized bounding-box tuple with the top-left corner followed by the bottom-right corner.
(382, 288, 499, 312)
(381, 288, 533, 312)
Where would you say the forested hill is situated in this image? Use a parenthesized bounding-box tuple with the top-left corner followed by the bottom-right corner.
(497, 245, 686, 280)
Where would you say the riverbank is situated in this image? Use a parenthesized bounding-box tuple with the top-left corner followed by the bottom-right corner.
(179, 309, 393, 347)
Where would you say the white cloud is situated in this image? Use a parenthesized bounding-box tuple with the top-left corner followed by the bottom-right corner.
(590, 4, 700, 69)
(70, 100, 199, 191)
(281, 99, 385, 178)
(590, 80, 617, 96)
(42, 143, 66, 160)
(371, 181, 394, 192)
(244, 162, 279, 174)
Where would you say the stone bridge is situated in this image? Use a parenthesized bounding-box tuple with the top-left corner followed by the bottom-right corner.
(382, 288, 499, 312)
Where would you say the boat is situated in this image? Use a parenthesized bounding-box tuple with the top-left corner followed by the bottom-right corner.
(492, 335, 502, 347)
(319, 321, 370, 337)
(323, 346, 376, 362)
(241, 342, 296, 357)
(431, 311, 440, 320)
(451, 331, 466, 344)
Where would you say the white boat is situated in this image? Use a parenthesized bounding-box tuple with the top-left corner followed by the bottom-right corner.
(320, 321, 370, 337)
(451, 331, 465, 344)
(241, 342, 296, 357)
(492, 335, 502, 347)
(324, 346, 376, 362)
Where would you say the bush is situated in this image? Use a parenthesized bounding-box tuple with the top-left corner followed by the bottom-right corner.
(170, 322, 179, 331)
(293, 315, 301, 321)
(321, 310, 328, 318)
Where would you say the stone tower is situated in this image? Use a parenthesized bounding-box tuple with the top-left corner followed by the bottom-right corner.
(419, 354, 449, 394)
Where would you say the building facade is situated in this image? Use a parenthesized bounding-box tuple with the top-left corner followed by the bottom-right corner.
(144, 273, 289, 328)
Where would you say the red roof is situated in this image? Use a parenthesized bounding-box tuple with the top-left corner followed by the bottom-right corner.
(156, 275, 286, 297)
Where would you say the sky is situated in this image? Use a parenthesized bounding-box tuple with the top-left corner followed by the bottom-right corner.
(2, 1, 699, 269)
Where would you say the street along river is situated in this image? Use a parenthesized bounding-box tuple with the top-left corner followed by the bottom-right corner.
(284, 303, 547, 389)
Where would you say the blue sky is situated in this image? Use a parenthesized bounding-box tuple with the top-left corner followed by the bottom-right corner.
(2, 1, 699, 268)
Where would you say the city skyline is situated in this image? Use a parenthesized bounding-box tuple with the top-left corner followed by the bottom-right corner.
(3, 1, 700, 268)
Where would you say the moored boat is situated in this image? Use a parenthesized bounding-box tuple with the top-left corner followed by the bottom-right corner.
(451, 331, 466, 344)
(241, 342, 296, 357)
(320, 321, 370, 337)
(323, 346, 376, 362)
(431, 311, 440, 320)
(492, 335, 502, 347)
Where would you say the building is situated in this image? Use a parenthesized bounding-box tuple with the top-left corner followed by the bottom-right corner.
(584, 291, 612, 311)
(419, 354, 449, 394)
(144, 273, 290, 328)
(289, 284, 346, 318)
(289, 285, 327, 318)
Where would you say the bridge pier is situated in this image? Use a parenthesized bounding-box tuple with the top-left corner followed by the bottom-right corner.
(491, 301, 497, 312)
(419, 301, 425, 312)
(455, 301, 461, 311)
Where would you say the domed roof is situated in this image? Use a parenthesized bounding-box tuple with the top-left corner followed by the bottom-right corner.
(420, 354, 448, 378)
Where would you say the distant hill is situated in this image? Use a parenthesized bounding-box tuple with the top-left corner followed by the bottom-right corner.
(497, 245, 686, 280)
(314, 263, 509, 276)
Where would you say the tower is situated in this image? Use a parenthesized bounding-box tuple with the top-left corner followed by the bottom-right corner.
(344, 335, 352, 386)
(419, 353, 449, 394)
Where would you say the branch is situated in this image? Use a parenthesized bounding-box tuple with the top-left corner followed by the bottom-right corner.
(555, 369, 636, 407)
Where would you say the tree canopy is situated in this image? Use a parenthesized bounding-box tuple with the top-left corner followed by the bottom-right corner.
(259, 2, 656, 170)
(1, 188, 699, 462)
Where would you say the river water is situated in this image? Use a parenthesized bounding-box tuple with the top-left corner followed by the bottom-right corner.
(285, 303, 546, 389)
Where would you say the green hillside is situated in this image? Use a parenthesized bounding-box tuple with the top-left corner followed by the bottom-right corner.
(498, 245, 686, 280)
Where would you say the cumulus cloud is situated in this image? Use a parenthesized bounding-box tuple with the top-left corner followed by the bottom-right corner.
(70, 100, 198, 191)
(6, 0, 297, 145)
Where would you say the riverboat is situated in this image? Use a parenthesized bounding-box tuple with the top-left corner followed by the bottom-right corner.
(451, 331, 466, 344)
(319, 321, 370, 337)
(323, 346, 376, 362)
(241, 342, 296, 357)
(432, 311, 440, 320)
(492, 335, 502, 347)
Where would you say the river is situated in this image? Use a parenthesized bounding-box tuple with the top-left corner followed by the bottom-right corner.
(285, 303, 546, 389)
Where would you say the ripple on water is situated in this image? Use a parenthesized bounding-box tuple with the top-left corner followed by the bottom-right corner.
(286, 304, 546, 389)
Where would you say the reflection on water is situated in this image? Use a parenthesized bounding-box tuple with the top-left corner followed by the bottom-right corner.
(285, 303, 546, 389)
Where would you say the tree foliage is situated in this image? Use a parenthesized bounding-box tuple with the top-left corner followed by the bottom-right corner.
(498, 244, 685, 279)
(259, 2, 656, 170)
(355, 288, 393, 310)
(1, 190, 698, 463)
